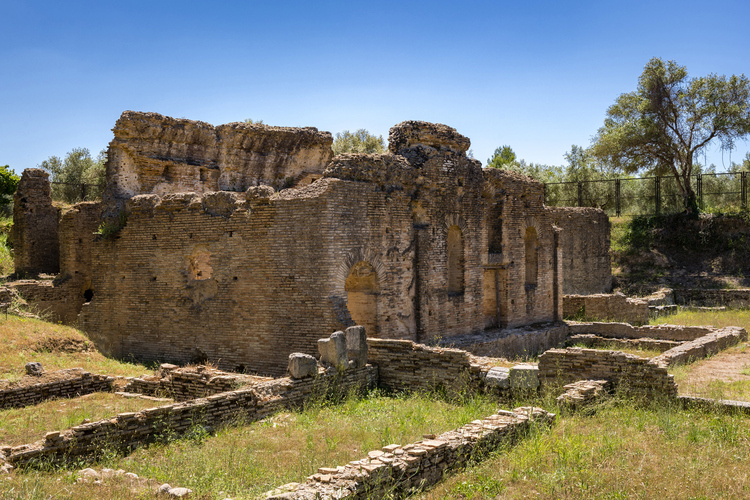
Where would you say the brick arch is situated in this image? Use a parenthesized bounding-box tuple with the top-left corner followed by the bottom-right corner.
(332, 247, 388, 337)
(333, 248, 388, 294)
(443, 213, 468, 235)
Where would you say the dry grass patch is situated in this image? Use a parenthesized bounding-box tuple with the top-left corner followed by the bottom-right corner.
(0, 316, 151, 381)
(0, 392, 174, 447)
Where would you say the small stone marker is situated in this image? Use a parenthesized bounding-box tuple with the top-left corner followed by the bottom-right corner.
(288, 353, 318, 379)
(485, 367, 510, 388)
(25, 362, 43, 376)
(509, 364, 539, 389)
(345, 325, 367, 367)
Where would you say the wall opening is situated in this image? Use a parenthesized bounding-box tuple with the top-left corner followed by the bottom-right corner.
(345, 261, 379, 337)
(487, 201, 503, 254)
(447, 225, 465, 295)
(525, 227, 538, 286)
(188, 251, 213, 280)
(83, 289, 94, 303)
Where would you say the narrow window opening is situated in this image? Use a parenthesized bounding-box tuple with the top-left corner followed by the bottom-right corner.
(525, 227, 538, 287)
(447, 225, 465, 295)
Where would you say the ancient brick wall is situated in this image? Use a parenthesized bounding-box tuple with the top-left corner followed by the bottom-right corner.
(547, 207, 611, 295)
(12, 169, 59, 275)
(566, 322, 712, 341)
(4, 365, 376, 467)
(652, 326, 747, 367)
(0, 369, 113, 410)
(104, 111, 333, 205)
(483, 170, 562, 327)
(538, 347, 677, 398)
(79, 179, 417, 376)
(674, 288, 750, 308)
(563, 293, 649, 325)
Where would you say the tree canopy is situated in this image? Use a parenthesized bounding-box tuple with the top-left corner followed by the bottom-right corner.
(38, 148, 106, 203)
(0, 165, 19, 198)
(332, 129, 385, 156)
(591, 57, 750, 213)
(486, 145, 517, 169)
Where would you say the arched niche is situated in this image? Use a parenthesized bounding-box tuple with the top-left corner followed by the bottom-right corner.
(345, 261, 380, 336)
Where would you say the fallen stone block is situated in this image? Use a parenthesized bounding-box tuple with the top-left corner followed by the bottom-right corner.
(345, 325, 368, 367)
(25, 362, 44, 376)
(288, 353, 318, 379)
(509, 364, 539, 390)
(318, 331, 348, 370)
(484, 367, 510, 389)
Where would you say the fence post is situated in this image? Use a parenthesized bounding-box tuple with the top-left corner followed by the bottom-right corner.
(81, 183, 87, 201)
(742, 172, 747, 210)
(696, 174, 703, 209)
(655, 176, 661, 215)
(577, 182, 583, 207)
(543, 183, 547, 204)
(615, 179, 621, 217)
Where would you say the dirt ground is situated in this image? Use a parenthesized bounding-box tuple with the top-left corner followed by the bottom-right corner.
(677, 342, 750, 398)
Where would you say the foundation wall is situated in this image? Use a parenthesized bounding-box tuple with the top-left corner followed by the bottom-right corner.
(4, 366, 376, 467)
(563, 293, 649, 325)
(538, 348, 677, 398)
(652, 326, 747, 367)
(567, 322, 712, 341)
(0, 370, 114, 410)
(674, 289, 750, 308)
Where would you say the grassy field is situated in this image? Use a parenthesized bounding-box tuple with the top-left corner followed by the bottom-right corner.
(0, 316, 152, 381)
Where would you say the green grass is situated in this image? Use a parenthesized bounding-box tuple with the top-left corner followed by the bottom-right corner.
(2, 390, 500, 499)
(0, 316, 152, 381)
(420, 398, 750, 499)
(0, 393, 173, 447)
(650, 308, 750, 331)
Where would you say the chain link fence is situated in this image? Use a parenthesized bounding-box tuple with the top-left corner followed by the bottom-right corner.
(544, 172, 749, 216)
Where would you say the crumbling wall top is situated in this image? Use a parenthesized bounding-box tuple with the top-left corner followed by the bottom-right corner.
(388, 121, 471, 155)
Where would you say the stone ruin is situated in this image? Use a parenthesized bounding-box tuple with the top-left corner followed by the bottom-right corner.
(10, 111, 613, 376)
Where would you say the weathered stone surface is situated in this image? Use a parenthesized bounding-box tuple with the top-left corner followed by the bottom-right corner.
(564, 293, 648, 325)
(345, 326, 367, 367)
(12, 169, 59, 275)
(318, 331, 348, 370)
(509, 364, 539, 389)
(288, 353, 318, 379)
(485, 367, 510, 388)
(25, 362, 44, 376)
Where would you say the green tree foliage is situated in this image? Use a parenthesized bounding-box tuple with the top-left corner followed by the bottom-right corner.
(486, 145, 517, 169)
(332, 129, 385, 156)
(243, 118, 264, 125)
(591, 57, 750, 214)
(0, 165, 19, 197)
(39, 148, 106, 203)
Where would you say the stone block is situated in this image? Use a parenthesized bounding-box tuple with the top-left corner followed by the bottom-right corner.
(485, 367, 510, 388)
(318, 331, 348, 370)
(25, 362, 44, 376)
(345, 326, 368, 367)
(288, 353, 318, 379)
(509, 364, 539, 390)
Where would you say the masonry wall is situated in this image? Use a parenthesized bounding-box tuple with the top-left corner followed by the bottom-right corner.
(563, 293, 648, 325)
(12, 169, 59, 275)
(4, 366, 376, 467)
(674, 288, 750, 308)
(547, 207, 611, 295)
(104, 111, 333, 205)
(538, 347, 677, 398)
(483, 170, 562, 327)
(0, 370, 113, 410)
(79, 179, 417, 376)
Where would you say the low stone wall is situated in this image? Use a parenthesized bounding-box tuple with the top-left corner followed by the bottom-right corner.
(264, 407, 555, 500)
(1, 279, 79, 324)
(652, 327, 748, 367)
(438, 323, 568, 359)
(566, 334, 680, 353)
(563, 293, 649, 325)
(538, 348, 677, 398)
(3, 366, 376, 468)
(674, 289, 750, 308)
(123, 365, 272, 402)
(367, 339, 479, 394)
(0, 369, 114, 410)
(567, 322, 712, 341)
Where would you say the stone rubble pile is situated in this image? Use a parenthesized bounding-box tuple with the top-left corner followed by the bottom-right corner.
(264, 407, 555, 500)
(556, 380, 610, 408)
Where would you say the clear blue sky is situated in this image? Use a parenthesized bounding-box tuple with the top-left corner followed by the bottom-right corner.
(2, 0, 749, 175)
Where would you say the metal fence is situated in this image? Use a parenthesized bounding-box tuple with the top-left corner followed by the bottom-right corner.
(50, 181, 105, 203)
(544, 172, 749, 216)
